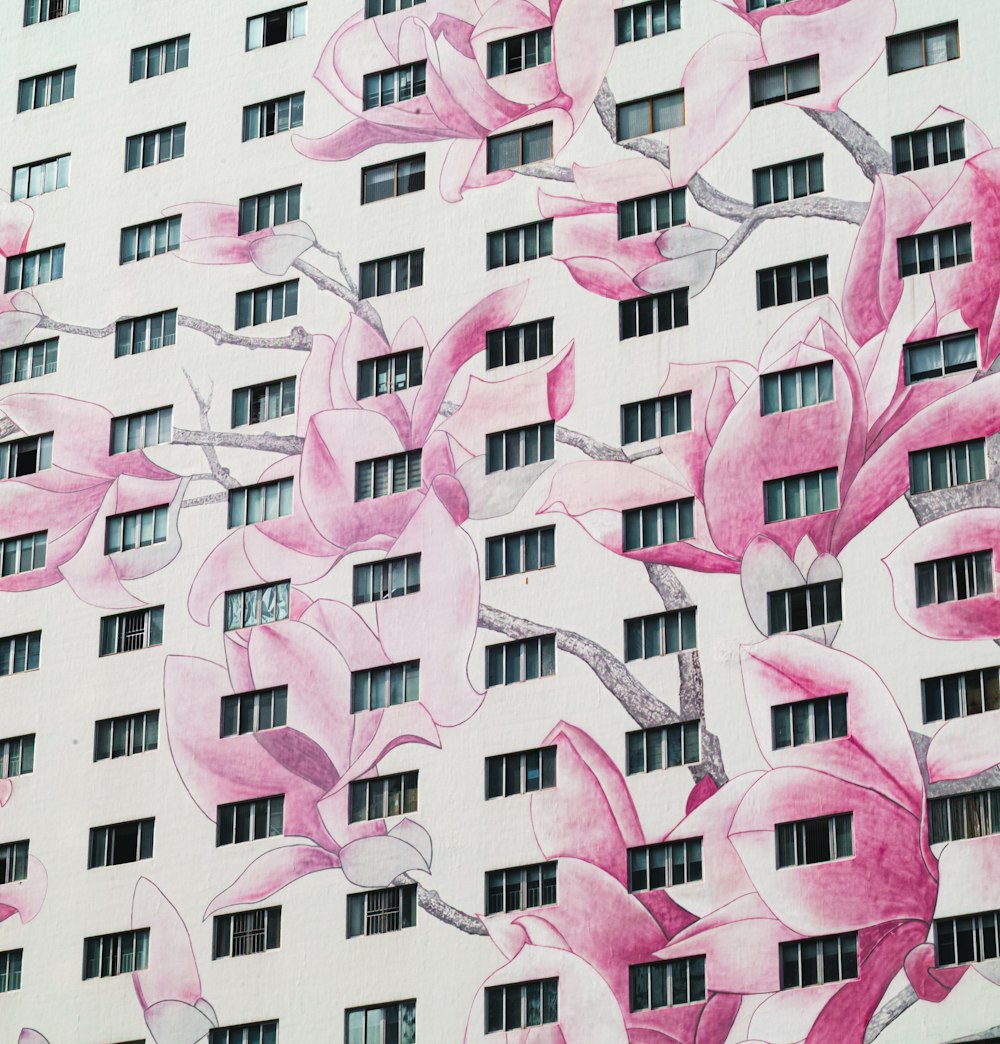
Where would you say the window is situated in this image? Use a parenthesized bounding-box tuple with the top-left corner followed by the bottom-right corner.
(767, 580, 842, 634)
(217, 795, 284, 845)
(753, 155, 824, 207)
(756, 257, 828, 309)
(110, 406, 173, 454)
(619, 288, 689, 339)
(213, 907, 281, 959)
(749, 56, 820, 108)
(486, 862, 557, 914)
(487, 219, 552, 269)
(221, 686, 287, 737)
(362, 154, 425, 204)
(247, 4, 307, 49)
(910, 438, 986, 494)
(760, 362, 833, 415)
(0, 432, 52, 480)
(83, 930, 149, 979)
(105, 505, 168, 554)
(486, 634, 556, 686)
(353, 553, 420, 605)
(780, 933, 858, 989)
(486, 318, 554, 370)
(0, 950, 22, 993)
(235, 279, 299, 328)
(893, 120, 965, 174)
(0, 631, 41, 676)
(916, 550, 993, 607)
(486, 124, 553, 173)
(11, 154, 70, 200)
(486, 526, 555, 579)
(0, 734, 34, 778)
(615, 0, 681, 44)
(930, 789, 1000, 844)
(485, 746, 557, 798)
(224, 580, 291, 631)
(748, 0, 795, 8)
(623, 498, 694, 551)
(616, 90, 684, 140)
(243, 92, 304, 141)
(228, 478, 294, 527)
(772, 693, 847, 749)
(130, 35, 190, 81)
(347, 884, 416, 937)
(0, 841, 28, 884)
(4, 245, 64, 292)
(366, 0, 424, 15)
(776, 813, 853, 868)
(488, 28, 552, 77)
(1, 338, 58, 385)
(486, 421, 554, 473)
(88, 819, 155, 868)
(210, 1023, 278, 1044)
(0, 531, 47, 576)
(359, 250, 423, 298)
(936, 910, 1000, 968)
(485, 979, 557, 1032)
(904, 330, 977, 384)
(355, 450, 422, 500)
(923, 666, 1000, 723)
(887, 22, 959, 74)
(630, 957, 705, 1010)
(24, 0, 79, 25)
(120, 217, 181, 265)
(764, 468, 838, 523)
(346, 1001, 416, 1044)
(115, 310, 177, 357)
(624, 608, 697, 660)
(621, 392, 692, 445)
(99, 607, 164, 656)
(125, 124, 186, 172)
(233, 377, 296, 427)
(628, 839, 702, 891)
(351, 660, 420, 712)
(358, 348, 423, 399)
(18, 66, 75, 112)
(348, 772, 418, 823)
(363, 61, 426, 109)
(618, 188, 687, 239)
(94, 711, 159, 761)
(626, 721, 700, 774)
(898, 224, 972, 277)
(239, 185, 301, 235)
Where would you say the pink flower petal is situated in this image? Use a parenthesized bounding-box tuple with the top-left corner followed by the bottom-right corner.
(204, 844, 340, 917)
(131, 878, 202, 1009)
(905, 942, 967, 1002)
(927, 711, 1000, 783)
(0, 855, 46, 923)
(0, 193, 33, 258)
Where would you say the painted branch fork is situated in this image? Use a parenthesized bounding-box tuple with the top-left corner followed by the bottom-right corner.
(292, 257, 387, 340)
(803, 108, 893, 181)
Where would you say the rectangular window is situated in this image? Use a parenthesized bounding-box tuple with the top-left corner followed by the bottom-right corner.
(228, 477, 294, 527)
(772, 693, 848, 749)
(616, 90, 685, 140)
(910, 438, 986, 494)
(486, 634, 556, 687)
(224, 580, 291, 631)
(621, 392, 692, 444)
(346, 1002, 416, 1044)
(485, 979, 557, 1032)
(105, 505, 168, 554)
(486, 318, 554, 370)
(362, 154, 425, 203)
(110, 406, 173, 454)
(936, 909, 1000, 968)
(0, 432, 52, 480)
(120, 217, 181, 265)
(930, 789, 1000, 845)
(17, 66, 75, 112)
(898, 224, 973, 277)
(485, 746, 557, 798)
(217, 795, 284, 846)
(753, 155, 824, 207)
(775, 813, 853, 868)
(486, 526, 555, 579)
(99, 607, 164, 656)
(623, 498, 694, 551)
(247, 3, 307, 49)
(11, 154, 70, 200)
(487, 28, 552, 77)
(629, 958, 705, 1010)
(210, 1024, 278, 1044)
(486, 861, 557, 914)
(764, 468, 839, 523)
(239, 185, 301, 235)
(486, 421, 555, 473)
(348, 772, 418, 823)
(624, 608, 697, 660)
(347, 884, 417, 938)
(366, 0, 425, 15)
(24, 0, 79, 25)
(0, 841, 29, 884)
(780, 932, 858, 989)
(235, 279, 299, 328)
(355, 450, 422, 500)
(4, 245, 65, 292)
(353, 553, 420, 604)
(221, 686, 288, 738)
(760, 361, 834, 415)
(233, 377, 296, 426)
(892, 120, 965, 175)
(628, 839, 702, 891)
(615, 0, 681, 44)
(0, 734, 35, 778)
(486, 123, 553, 173)
(358, 348, 423, 399)
(363, 61, 427, 109)
(767, 580, 842, 635)
(749, 55, 820, 108)
(618, 187, 686, 239)
(626, 721, 700, 774)
(83, 929, 150, 979)
(923, 666, 1000, 723)
(0, 631, 41, 676)
(0, 950, 22, 993)
(0, 338, 58, 385)
(94, 711, 159, 761)
(0, 531, 47, 577)
(243, 92, 305, 141)
(916, 550, 993, 607)
(756, 256, 828, 309)
(130, 34, 190, 81)
(213, 907, 281, 959)
(487, 219, 553, 270)
(619, 288, 689, 339)
(351, 660, 420, 712)
(115, 310, 177, 357)
(125, 124, 186, 172)
(887, 22, 960, 75)
(359, 250, 423, 298)
(88, 819, 155, 868)
(904, 330, 978, 384)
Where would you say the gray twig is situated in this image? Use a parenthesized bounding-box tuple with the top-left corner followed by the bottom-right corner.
(177, 315, 313, 351)
(172, 428, 304, 455)
(415, 883, 487, 936)
(517, 162, 575, 182)
(803, 108, 893, 181)
(864, 985, 919, 1044)
(182, 372, 239, 491)
(292, 257, 386, 340)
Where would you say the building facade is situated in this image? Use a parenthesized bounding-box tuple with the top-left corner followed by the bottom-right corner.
(1, 0, 1000, 1041)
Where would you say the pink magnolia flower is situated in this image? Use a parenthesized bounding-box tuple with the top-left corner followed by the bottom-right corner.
(0, 851, 47, 926)
(294, 0, 617, 201)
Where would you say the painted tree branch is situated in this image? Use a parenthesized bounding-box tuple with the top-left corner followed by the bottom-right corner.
(182, 372, 239, 491)
(595, 80, 671, 167)
(292, 257, 386, 340)
(517, 161, 576, 182)
(863, 985, 918, 1044)
(803, 108, 893, 181)
(172, 428, 304, 455)
(412, 881, 487, 936)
